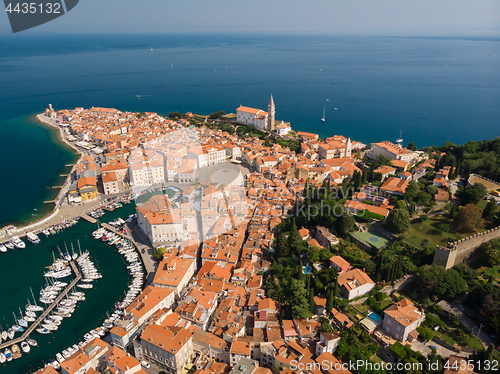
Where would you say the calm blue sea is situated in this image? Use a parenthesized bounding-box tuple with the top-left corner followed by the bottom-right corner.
(0, 33, 499, 227)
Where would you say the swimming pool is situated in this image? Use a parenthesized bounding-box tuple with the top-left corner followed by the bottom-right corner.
(368, 312, 382, 322)
(303, 266, 311, 274)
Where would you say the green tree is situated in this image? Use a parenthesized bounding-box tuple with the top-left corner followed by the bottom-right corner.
(405, 180, 419, 202)
(386, 208, 411, 234)
(390, 342, 407, 360)
(481, 239, 500, 267)
(353, 170, 362, 191)
(336, 212, 355, 237)
(309, 287, 315, 313)
(396, 200, 407, 210)
(289, 218, 302, 250)
(153, 247, 167, 261)
(438, 152, 456, 170)
(289, 279, 312, 319)
(208, 110, 226, 119)
(461, 183, 487, 205)
(326, 289, 334, 315)
(276, 233, 290, 258)
(372, 154, 393, 169)
(416, 191, 432, 206)
(449, 203, 457, 219)
(455, 203, 482, 232)
(319, 317, 333, 332)
(297, 261, 304, 282)
(448, 165, 456, 180)
(407, 142, 418, 151)
(416, 326, 434, 342)
(434, 268, 468, 300)
(333, 279, 339, 298)
(464, 165, 472, 181)
(483, 200, 498, 220)
(168, 111, 183, 119)
(425, 185, 438, 195)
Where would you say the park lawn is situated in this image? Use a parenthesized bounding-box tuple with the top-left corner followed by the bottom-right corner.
(477, 200, 488, 210)
(346, 306, 363, 322)
(465, 336, 484, 351)
(434, 329, 459, 346)
(406, 216, 466, 249)
(371, 354, 384, 364)
(379, 298, 394, 310)
(353, 303, 370, 315)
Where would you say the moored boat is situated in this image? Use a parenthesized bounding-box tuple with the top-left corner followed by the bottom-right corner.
(56, 352, 64, 363)
(50, 359, 60, 370)
(27, 338, 37, 346)
(21, 341, 30, 353)
(11, 236, 26, 249)
(27, 232, 40, 244)
(12, 324, 23, 333)
(11, 344, 21, 359)
(77, 283, 93, 289)
(3, 241, 14, 250)
(41, 323, 58, 331)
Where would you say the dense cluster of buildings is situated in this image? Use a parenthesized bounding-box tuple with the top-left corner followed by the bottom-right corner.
(38, 103, 440, 374)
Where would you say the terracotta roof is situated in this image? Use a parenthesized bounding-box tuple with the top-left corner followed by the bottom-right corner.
(338, 269, 374, 290)
(384, 298, 423, 327)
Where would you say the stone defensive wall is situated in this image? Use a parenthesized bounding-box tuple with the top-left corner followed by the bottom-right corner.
(433, 225, 500, 269)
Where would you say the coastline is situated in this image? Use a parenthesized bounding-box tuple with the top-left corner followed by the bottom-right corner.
(0, 114, 84, 240)
(36, 114, 83, 210)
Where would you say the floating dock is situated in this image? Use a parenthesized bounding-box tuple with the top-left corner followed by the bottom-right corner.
(0, 261, 81, 350)
(102, 223, 133, 241)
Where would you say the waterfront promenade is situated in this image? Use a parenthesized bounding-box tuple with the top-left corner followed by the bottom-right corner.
(0, 261, 81, 350)
(0, 189, 132, 242)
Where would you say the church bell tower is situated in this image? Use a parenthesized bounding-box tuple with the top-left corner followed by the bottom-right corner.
(267, 94, 275, 132)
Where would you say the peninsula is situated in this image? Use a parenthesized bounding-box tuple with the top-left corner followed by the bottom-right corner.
(3, 100, 500, 374)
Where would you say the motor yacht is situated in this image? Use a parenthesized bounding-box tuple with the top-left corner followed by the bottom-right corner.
(27, 232, 40, 244)
(11, 236, 25, 249)
(21, 341, 30, 353)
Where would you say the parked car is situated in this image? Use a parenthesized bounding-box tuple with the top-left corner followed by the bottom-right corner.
(141, 361, 151, 369)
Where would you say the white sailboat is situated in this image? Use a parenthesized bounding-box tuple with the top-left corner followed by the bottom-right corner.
(321, 106, 325, 122)
(396, 129, 403, 146)
(27, 288, 44, 312)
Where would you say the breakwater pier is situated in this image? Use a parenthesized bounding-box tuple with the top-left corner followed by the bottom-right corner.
(0, 262, 81, 350)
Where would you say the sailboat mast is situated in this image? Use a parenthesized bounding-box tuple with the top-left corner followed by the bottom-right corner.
(30, 287, 38, 306)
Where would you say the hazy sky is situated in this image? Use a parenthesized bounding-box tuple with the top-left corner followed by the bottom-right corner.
(1, 0, 499, 35)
